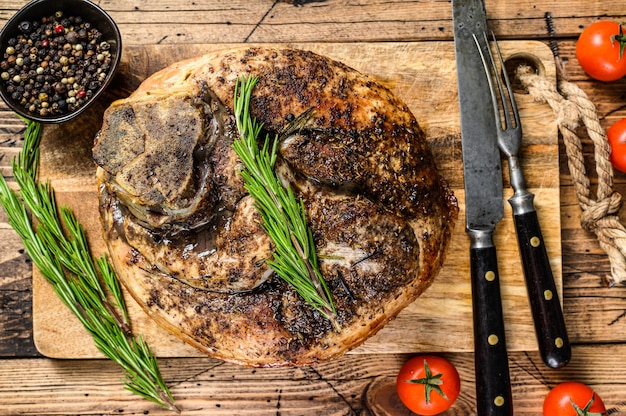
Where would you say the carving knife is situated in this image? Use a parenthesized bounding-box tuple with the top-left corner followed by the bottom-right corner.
(452, 1, 513, 415)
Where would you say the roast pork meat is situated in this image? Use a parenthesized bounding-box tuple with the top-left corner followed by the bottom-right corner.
(94, 46, 458, 367)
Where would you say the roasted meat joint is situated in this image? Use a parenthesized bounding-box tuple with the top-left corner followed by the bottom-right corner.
(93, 46, 458, 367)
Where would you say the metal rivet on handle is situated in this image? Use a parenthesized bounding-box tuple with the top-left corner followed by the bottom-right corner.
(494, 396, 505, 407)
(530, 236, 541, 247)
(485, 271, 495, 281)
(488, 334, 499, 345)
(555, 337, 564, 348)
(544, 289, 553, 300)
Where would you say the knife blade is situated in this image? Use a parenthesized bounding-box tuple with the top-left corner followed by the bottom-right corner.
(452, 1, 513, 415)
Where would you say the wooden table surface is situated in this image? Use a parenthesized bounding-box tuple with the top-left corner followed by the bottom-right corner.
(1, 0, 626, 414)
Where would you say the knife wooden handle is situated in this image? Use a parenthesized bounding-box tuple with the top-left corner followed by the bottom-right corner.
(470, 238, 513, 416)
(512, 206, 571, 369)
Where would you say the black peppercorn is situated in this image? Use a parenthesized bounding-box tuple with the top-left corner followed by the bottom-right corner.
(65, 31, 77, 44)
(53, 82, 66, 94)
(18, 21, 32, 34)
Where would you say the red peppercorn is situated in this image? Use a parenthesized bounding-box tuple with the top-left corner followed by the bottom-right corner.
(54, 24, 64, 34)
(77, 90, 86, 99)
(41, 39, 50, 48)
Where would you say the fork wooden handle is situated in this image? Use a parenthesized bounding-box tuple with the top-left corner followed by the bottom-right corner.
(510, 193, 572, 368)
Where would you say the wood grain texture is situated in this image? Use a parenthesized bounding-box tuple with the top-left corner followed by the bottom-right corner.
(1, 346, 626, 415)
(29, 40, 562, 359)
(0, 0, 619, 45)
(1, 0, 626, 414)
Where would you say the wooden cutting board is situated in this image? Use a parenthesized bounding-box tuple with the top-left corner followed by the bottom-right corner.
(32, 41, 560, 359)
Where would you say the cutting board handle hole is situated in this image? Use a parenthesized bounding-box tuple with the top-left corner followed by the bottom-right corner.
(503, 52, 545, 94)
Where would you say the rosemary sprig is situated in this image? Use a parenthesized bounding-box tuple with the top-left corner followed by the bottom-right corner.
(0, 119, 177, 412)
(232, 75, 339, 330)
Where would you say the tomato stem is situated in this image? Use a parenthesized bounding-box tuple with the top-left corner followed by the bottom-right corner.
(570, 394, 606, 416)
(403, 359, 449, 404)
(611, 22, 626, 60)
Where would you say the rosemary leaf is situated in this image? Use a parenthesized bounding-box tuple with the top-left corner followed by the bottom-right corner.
(97, 255, 129, 325)
(232, 75, 339, 330)
(0, 119, 177, 412)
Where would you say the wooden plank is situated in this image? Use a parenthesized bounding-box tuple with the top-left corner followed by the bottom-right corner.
(0, 0, 620, 45)
(1, 345, 626, 415)
(31, 40, 562, 359)
(0, 230, 39, 357)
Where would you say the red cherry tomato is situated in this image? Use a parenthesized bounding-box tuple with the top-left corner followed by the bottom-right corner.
(576, 21, 626, 81)
(543, 382, 607, 416)
(607, 117, 626, 173)
(396, 355, 461, 415)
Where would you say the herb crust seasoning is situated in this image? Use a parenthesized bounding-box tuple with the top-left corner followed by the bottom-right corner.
(93, 47, 459, 367)
(0, 11, 114, 117)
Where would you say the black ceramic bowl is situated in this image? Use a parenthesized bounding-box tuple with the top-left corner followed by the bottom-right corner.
(0, 0, 121, 123)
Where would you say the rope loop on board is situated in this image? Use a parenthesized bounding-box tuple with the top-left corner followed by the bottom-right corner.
(516, 64, 626, 286)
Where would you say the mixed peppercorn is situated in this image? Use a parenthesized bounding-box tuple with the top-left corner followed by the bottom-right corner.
(0, 10, 115, 118)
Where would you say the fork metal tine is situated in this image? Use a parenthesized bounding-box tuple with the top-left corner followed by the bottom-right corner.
(475, 32, 521, 133)
(489, 32, 520, 131)
(472, 33, 500, 125)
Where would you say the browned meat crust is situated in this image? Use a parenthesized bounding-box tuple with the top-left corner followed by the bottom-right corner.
(94, 46, 458, 367)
